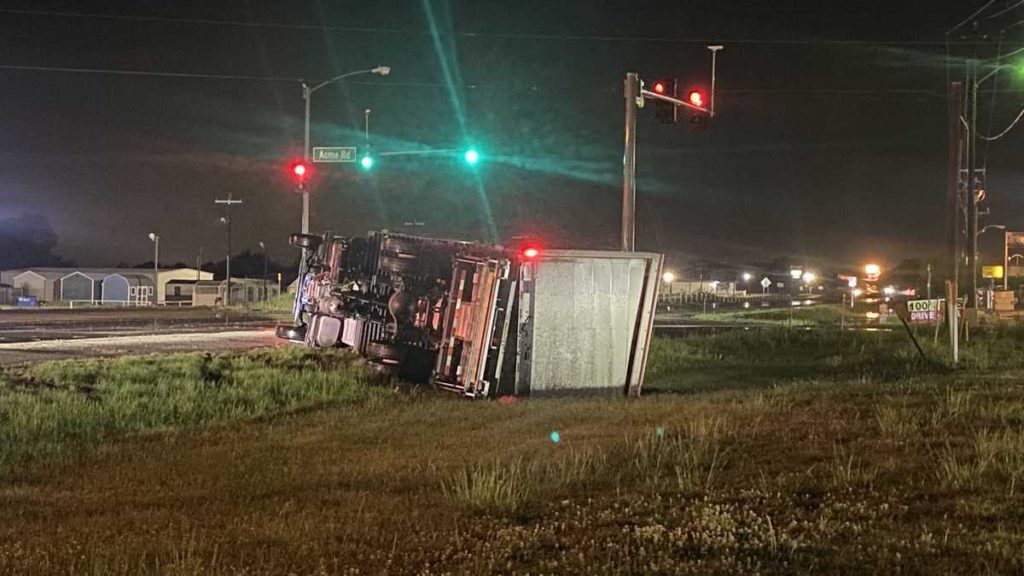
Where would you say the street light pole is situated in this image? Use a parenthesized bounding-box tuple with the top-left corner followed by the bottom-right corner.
(215, 194, 243, 306)
(300, 65, 390, 235)
(148, 233, 159, 305)
(259, 241, 268, 302)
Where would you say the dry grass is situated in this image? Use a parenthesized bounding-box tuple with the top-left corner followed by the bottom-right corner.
(3, 333, 1024, 573)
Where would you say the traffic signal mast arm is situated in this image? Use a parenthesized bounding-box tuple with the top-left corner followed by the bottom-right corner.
(640, 88, 711, 115)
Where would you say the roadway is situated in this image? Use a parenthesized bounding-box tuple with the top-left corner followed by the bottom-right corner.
(0, 307, 285, 365)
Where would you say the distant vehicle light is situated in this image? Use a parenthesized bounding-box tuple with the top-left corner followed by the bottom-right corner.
(865, 311, 880, 320)
(523, 247, 539, 259)
(662, 271, 675, 283)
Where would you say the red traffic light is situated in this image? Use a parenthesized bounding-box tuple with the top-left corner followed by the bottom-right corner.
(292, 162, 308, 178)
(688, 90, 704, 108)
(652, 82, 665, 94)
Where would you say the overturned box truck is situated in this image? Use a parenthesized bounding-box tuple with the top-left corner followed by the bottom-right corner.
(276, 231, 662, 398)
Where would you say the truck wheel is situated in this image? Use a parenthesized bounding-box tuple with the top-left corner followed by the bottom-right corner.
(366, 359, 400, 378)
(384, 237, 420, 255)
(380, 255, 418, 275)
(290, 233, 322, 250)
(275, 324, 306, 342)
(365, 340, 405, 362)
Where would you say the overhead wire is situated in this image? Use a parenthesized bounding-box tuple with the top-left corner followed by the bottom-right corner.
(982, 32, 1004, 167)
(947, 0, 998, 35)
(0, 7, 997, 46)
(982, 0, 1024, 20)
(3, 62, 1024, 98)
(978, 106, 1024, 139)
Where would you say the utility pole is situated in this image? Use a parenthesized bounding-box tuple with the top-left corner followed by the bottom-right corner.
(968, 63, 980, 315)
(947, 81, 963, 306)
(215, 194, 243, 306)
(622, 72, 639, 252)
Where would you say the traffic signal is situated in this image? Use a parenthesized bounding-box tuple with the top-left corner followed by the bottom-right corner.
(686, 89, 709, 130)
(291, 161, 309, 185)
(652, 78, 677, 124)
(464, 148, 480, 165)
(360, 153, 374, 170)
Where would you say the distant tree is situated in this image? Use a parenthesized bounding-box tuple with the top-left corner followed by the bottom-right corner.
(0, 213, 75, 269)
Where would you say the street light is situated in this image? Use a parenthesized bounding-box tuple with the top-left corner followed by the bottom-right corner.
(742, 272, 752, 282)
(148, 233, 159, 305)
(301, 65, 390, 234)
(864, 263, 881, 281)
(978, 224, 1006, 237)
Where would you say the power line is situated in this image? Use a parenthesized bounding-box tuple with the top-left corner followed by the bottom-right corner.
(982, 0, 1024, 20)
(0, 64, 304, 82)
(947, 0, 997, 35)
(978, 106, 1024, 140)
(4, 62, 1023, 99)
(0, 7, 993, 46)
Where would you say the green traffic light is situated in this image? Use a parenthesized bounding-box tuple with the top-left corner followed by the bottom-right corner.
(360, 155, 374, 170)
(464, 149, 479, 165)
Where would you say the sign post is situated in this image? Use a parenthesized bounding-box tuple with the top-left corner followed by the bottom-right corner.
(760, 277, 771, 294)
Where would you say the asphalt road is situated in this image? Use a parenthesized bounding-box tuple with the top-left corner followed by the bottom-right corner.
(0, 307, 285, 365)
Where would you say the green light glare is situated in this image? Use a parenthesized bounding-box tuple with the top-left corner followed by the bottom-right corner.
(360, 155, 374, 170)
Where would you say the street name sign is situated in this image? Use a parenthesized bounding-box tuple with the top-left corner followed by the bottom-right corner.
(312, 147, 357, 163)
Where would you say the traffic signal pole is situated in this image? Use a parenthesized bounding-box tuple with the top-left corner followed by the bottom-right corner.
(621, 77, 711, 253)
(302, 83, 311, 235)
(621, 47, 720, 252)
(622, 72, 638, 252)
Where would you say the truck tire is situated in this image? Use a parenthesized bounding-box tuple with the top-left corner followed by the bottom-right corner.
(366, 359, 400, 378)
(365, 340, 405, 362)
(380, 254, 418, 275)
(384, 237, 420, 256)
(275, 324, 306, 342)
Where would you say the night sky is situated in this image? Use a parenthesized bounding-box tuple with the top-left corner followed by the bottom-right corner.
(1, 0, 1022, 272)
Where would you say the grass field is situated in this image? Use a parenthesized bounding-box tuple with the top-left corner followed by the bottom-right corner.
(2, 327, 1024, 574)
